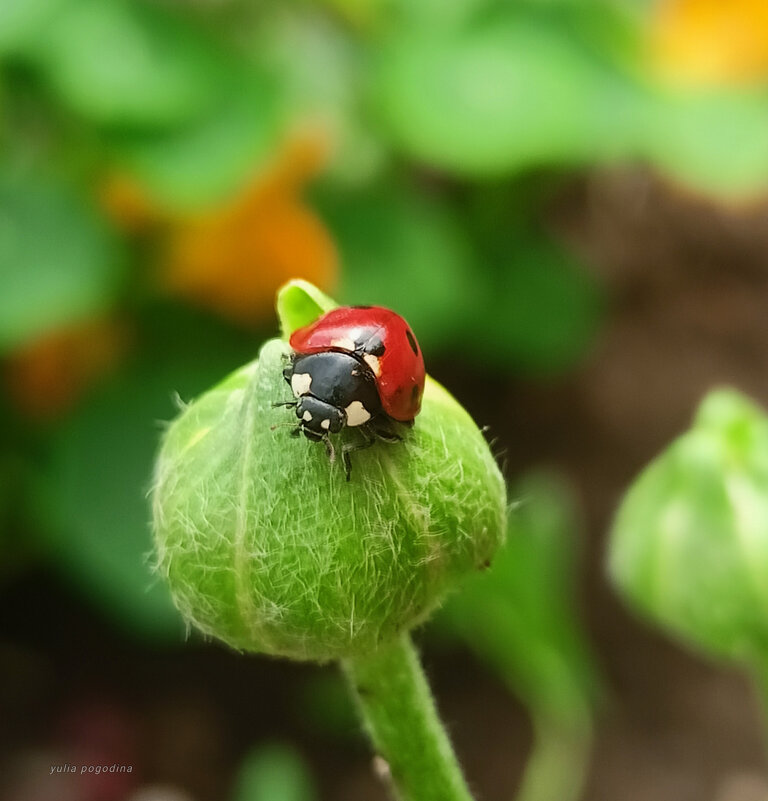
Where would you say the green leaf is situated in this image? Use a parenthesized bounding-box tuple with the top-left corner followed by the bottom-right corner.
(463, 230, 602, 373)
(252, 8, 385, 185)
(438, 472, 600, 722)
(0, 0, 67, 55)
(31, 0, 225, 128)
(377, 0, 627, 31)
(641, 88, 768, 198)
(609, 388, 768, 665)
(34, 307, 255, 641)
(0, 171, 123, 352)
(318, 184, 476, 350)
(297, 670, 359, 741)
(371, 12, 633, 175)
(377, 0, 495, 30)
(112, 69, 285, 210)
(231, 743, 317, 801)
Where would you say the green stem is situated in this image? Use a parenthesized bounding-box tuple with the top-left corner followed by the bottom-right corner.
(342, 633, 475, 801)
(514, 711, 591, 801)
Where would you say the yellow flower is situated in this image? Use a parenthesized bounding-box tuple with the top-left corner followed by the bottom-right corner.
(650, 0, 768, 86)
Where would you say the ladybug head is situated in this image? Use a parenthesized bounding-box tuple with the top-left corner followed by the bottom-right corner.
(295, 396, 346, 440)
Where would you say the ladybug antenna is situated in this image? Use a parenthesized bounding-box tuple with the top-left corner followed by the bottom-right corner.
(269, 420, 302, 435)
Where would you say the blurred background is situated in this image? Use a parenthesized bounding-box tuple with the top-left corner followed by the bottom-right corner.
(3, 0, 768, 799)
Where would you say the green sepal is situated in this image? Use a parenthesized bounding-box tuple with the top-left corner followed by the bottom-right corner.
(276, 280, 337, 340)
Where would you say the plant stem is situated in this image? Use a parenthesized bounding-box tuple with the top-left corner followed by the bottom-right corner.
(514, 712, 591, 801)
(342, 633, 475, 801)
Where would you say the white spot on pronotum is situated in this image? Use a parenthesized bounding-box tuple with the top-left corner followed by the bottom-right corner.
(291, 373, 312, 397)
(302, 410, 312, 422)
(320, 418, 331, 430)
(363, 354, 381, 375)
(331, 337, 356, 352)
(345, 400, 371, 426)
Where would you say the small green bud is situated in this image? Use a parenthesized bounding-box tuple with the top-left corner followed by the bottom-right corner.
(608, 388, 768, 664)
(152, 283, 506, 662)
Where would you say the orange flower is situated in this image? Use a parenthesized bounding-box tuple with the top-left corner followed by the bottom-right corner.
(158, 134, 338, 327)
(650, 0, 768, 86)
(99, 134, 337, 326)
(5, 320, 129, 420)
(98, 132, 338, 328)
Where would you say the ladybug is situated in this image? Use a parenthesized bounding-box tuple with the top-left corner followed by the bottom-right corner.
(276, 305, 425, 479)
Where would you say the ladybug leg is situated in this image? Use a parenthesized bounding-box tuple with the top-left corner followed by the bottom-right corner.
(272, 400, 297, 408)
(374, 429, 402, 444)
(370, 417, 403, 443)
(290, 426, 302, 438)
(341, 428, 377, 481)
(323, 434, 336, 463)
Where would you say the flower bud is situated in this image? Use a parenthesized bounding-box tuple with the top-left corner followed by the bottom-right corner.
(608, 388, 768, 664)
(152, 283, 506, 662)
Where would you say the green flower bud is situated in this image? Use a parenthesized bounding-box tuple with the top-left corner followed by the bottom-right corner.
(608, 388, 768, 664)
(152, 282, 506, 662)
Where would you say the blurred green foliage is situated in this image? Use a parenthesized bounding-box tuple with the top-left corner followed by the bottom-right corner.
(113, 72, 283, 209)
(371, 2, 768, 194)
(297, 669, 360, 741)
(439, 473, 599, 722)
(34, 2, 222, 127)
(232, 743, 317, 801)
(436, 472, 599, 801)
(372, 12, 629, 173)
(0, 170, 123, 352)
(321, 182, 477, 350)
(31, 307, 255, 639)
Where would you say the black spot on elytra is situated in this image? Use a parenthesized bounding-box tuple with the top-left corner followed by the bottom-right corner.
(367, 336, 386, 356)
(405, 329, 418, 355)
(411, 384, 420, 404)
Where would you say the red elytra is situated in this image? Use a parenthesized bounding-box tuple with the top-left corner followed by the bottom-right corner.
(289, 306, 425, 422)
